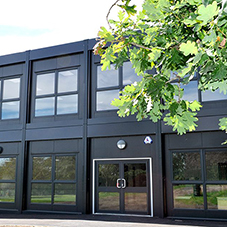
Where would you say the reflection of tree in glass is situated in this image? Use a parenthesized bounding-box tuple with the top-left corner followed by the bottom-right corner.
(0, 158, 16, 180)
(55, 156, 76, 180)
(33, 157, 52, 180)
(98, 164, 119, 187)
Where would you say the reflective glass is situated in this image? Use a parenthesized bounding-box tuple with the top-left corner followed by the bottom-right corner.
(125, 193, 147, 212)
(182, 81, 198, 101)
(0, 183, 15, 203)
(3, 78, 20, 99)
(207, 185, 227, 210)
(206, 151, 227, 181)
(35, 97, 55, 117)
(123, 62, 141, 85)
(57, 94, 78, 115)
(97, 65, 118, 88)
(202, 89, 227, 102)
(98, 164, 119, 187)
(31, 183, 52, 204)
(173, 184, 204, 209)
(124, 163, 146, 187)
(172, 152, 201, 181)
(58, 69, 78, 93)
(54, 183, 76, 204)
(32, 157, 52, 180)
(0, 158, 16, 180)
(96, 90, 119, 111)
(55, 156, 76, 180)
(99, 192, 119, 210)
(36, 73, 55, 95)
(2, 101, 20, 119)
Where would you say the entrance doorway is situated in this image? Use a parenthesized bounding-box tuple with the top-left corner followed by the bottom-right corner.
(93, 158, 153, 216)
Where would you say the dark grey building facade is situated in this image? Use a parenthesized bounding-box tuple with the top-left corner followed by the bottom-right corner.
(0, 39, 226, 220)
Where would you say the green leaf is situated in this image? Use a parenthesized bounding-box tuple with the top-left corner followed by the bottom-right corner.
(219, 117, 227, 144)
(180, 41, 198, 56)
(148, 48, 162, 62)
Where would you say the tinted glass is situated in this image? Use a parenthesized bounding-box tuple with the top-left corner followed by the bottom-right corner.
(206, 151, 227, 181)
(173, 184, 204, 209)
(36, 73, 55, 95)
(182, 81, 198, 101)
(0, 158, 16, 180)
(58, 69, 78, 93)
(202, 89, 227, 102)
(55, 156, 76, 180)
(35, 97, 55, 117)
(57, 94, 78, 115)
(54, 183, 76, 204)
(207, 185, 227, 210)
(96, 90, 119, 111)
(125, 193, 147, 212)
(32, 157, 52, 180)
(3, 78, 20, 99)
(31, 183, 52, 204)
(123, 62, 141, 85)
(98, 164, 119, 187)
(172, 152, 201, 181)
(0, 183, 15, 203)
(97, 65, 118, 88)
(2, 101, 20, 119)
(124, 163, 147, 187)
(99, 192, 119, 210)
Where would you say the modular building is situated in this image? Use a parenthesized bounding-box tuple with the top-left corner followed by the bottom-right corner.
(0, 39, 226, 220)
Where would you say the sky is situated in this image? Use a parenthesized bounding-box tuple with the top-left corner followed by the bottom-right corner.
(0, 0, 141, 56)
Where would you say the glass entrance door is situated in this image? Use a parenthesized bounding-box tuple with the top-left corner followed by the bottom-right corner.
(94, 159, 151, 215)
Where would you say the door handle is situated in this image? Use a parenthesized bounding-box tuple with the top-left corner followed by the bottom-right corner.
(116, 178, 121, 189)
(122, 178, 126, 189)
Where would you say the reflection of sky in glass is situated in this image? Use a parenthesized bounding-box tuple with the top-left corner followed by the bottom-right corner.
(97, 65, 118, 88)
(123, 62, 141, 85)
(58, 69, 78, 93)
(202, 89, 227, 102)
(36, 73, 55, 95)
(3, 78, 20, 100)
(2, 101, 20, 119)
(97, 90, 119, 111)
(57, 94, 78, 115)
(35, 97, 54, 116)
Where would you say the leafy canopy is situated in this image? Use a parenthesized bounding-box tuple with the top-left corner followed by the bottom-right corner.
(94, 0, 227, 141)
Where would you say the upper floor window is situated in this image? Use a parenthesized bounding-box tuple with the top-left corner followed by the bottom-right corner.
(201, 89, 227, 102)
(96, 62, 141, 111)
(35, 69, 78, 117)
(0, 77, 21, 120)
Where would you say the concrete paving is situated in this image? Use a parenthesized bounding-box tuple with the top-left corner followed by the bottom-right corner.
(0, 214, 227, 227)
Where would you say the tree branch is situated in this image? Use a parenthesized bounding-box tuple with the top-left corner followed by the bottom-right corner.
(106, 0, 121, 30)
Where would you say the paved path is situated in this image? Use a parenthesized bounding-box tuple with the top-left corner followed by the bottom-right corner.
(0, 214, 227, 227)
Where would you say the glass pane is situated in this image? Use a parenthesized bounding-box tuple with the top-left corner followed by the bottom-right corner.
(55, 156, 76, 180)
(96, 90, 119, 111)
(35, 97, 55, 117)
(3, 78, 20, 99)
(97, 65, 118, 88)
(124, 163, 146, 187)
(123, 62, 141, 85)
(36, 73, 55, 95)
(202, 89, 227, 102)
(0, 183, 15, 203)
(206, 151, 227, 181)
(54, 183, 76, 205)
(98, 164, 119, 187)
(99, 192, 119, 210)
(173, 152, 201, 181)
(182, 81, 198, 101)
(31, 183, 52, 204)
(58, 69, 78, 93)
(32, 157, 52, 180)
(2, 101, 20, 119)
(57, 94, 78, 115)
(173, 184, 204, 209)
(0, 158, 16, 180)
(207, 185, 227, 210)
(125, 193, 147, 212)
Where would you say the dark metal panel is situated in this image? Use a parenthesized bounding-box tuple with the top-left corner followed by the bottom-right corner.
(30, 140, 54, 154)
(0, 131, 22, 142)
(0, 52, 26, 67)
(0, 142, 20, 155)
(88, 39, 96, 51)
(2, 63, 24, 77)
(54, 139, 80, 153)
(202, 131, 227, 148)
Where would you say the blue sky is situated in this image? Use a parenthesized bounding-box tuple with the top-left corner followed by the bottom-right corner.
(0, 0, 133, 55)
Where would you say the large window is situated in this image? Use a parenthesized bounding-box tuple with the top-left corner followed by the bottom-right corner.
(96, 62, 141, 111)
(35, 69, 78, 117)
(0, 77, 21, 120)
